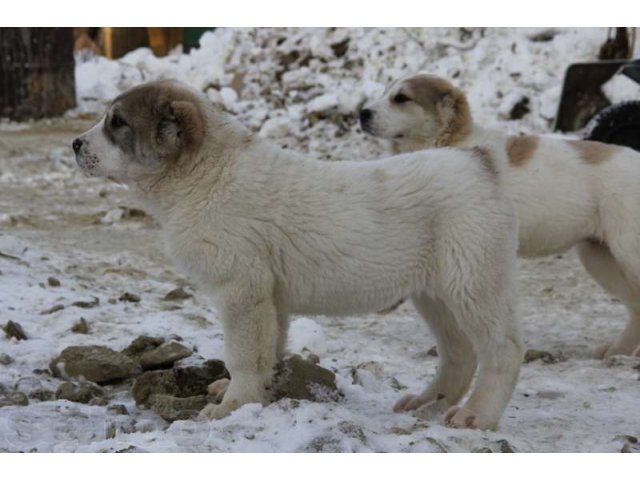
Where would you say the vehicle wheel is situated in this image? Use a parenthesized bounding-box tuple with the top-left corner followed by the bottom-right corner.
(584, 100, 640, 151)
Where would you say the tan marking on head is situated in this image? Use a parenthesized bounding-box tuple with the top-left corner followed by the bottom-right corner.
(506, 135, 539, 166)
(113, 80, 205, 157)
(568, 140, 616, 164)
(404, 74, 472, 146)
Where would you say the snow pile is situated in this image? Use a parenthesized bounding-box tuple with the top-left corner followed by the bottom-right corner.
(75, 28, 608, 161)
(602, 73, 640, 104)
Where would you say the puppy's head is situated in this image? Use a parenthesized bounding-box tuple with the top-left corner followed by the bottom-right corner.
(72, 80, 205, 184)
(360, 73, 472, 152)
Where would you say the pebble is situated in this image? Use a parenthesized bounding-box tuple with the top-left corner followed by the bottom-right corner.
(163, 287, 193, 301)
(55, 381, 105, 404)
(71, 318, 89, 334)
(3, 321, 27, 340)
(40, 304, 65, 315)
(0, 392, 29, 407)
(0, 353, 14, 365)
(119, 292, 141, 303)
(524, 349, 558, 364)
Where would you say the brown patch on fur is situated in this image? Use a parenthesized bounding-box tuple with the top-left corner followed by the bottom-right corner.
(506, 135, 539, 166)
(568, 140, 616, 165)
(472, 146, 499, 177)
(169, 100, 205, 150)
(405, 74, 472, 146)
(112, 80, 205, 158)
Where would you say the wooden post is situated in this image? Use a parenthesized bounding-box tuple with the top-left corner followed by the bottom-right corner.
(0, 28, 76, 121)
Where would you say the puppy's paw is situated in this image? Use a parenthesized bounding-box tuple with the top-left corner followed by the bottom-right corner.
(393, 393, 446, 413)
(444, 406, 497, 431)
(198, 378, 268, 421)
(594, 342, 637, 359)
(198, 402, 234, 421)
(207, 378, 230, 404)
(393, 393, 426, 412)
(412, 395, 450, 420)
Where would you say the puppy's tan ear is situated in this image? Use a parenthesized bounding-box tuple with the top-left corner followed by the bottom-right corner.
(157, 100, 204, 154)
(434, 87, 472, 147)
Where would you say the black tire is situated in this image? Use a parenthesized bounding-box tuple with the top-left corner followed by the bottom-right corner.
(583, 100, 640, 152)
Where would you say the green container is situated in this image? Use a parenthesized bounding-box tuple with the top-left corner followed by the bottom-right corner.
(183, 28, 215, 52)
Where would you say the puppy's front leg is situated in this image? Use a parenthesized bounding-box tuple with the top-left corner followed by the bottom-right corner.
(199, 277, 280, 420)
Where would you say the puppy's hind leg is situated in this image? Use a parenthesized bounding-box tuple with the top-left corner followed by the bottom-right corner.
(199, 274, 280, 420)
(394, 293, 476, 417)
(577, 240, 640, 358)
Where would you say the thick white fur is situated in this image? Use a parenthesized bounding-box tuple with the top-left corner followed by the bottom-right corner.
(75, 82, 523, 430)
(363, 73, 640, 358)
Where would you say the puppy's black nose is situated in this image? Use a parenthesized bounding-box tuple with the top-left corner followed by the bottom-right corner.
(72, 138, 84, 154)
(359, 108, 373, 125)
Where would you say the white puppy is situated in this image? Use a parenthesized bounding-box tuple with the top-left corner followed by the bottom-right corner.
(73, 80, 522, 430)
(361, 73, 640, 358)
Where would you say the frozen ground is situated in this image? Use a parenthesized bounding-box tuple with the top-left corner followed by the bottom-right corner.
(1, 27, 639, 452)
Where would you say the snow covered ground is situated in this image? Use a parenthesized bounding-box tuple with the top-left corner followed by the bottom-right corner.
(1, 27, 639, 452)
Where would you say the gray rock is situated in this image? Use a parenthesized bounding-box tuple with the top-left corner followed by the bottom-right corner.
(330, 38, 350, 58)
(50, 345, 141, 384)
(0, 353, 13, 365)
(40, 304, 65, 315)
(131, 360, 229, 405)
(163, 287, 193, 301)
(107, 404, 129, 415)
(71, 297, 99, 309)
(119, 292, 141, 303)
(55, 381, 105, 404)
(496, 439, 516, 453)
(71, 318, 89, 334)
(621, 443, 640, 453)
(14, 377, 54, 401)
(524, 349, 558, 364)
(0, 392, 29, 407)
(3, 321, 27, 340)
(47, 277, 61, 287)
(138, 341, 192, 370)
(121, 335, 164, 357)
(473, 447, 494, 453)
(614, 434, 638, 444)
(272, 355, 338, 401)
(28, 389, 55, 401)
(121, 336, 192, 370)
(115, 445, 149, 453)
(148, 394, 208, 422)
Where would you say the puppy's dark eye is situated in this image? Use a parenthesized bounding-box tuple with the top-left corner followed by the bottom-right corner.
(393, 93, 411, 104)
(110, 113, 126, 129)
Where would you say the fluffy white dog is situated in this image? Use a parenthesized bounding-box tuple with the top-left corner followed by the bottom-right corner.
(361, 72, 640, 358)
(73, 80, 522, 430)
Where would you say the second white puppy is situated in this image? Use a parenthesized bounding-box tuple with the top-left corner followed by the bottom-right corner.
(73, 80, 522, 430)
(361, 73, 640, 358)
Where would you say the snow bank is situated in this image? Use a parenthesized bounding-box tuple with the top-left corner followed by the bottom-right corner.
(75, 28, 609, 147)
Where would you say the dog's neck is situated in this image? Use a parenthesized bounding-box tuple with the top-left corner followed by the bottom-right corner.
(391, 123, 495, 154)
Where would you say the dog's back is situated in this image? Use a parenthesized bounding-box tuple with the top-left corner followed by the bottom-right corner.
(212, 141, 515, 316)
